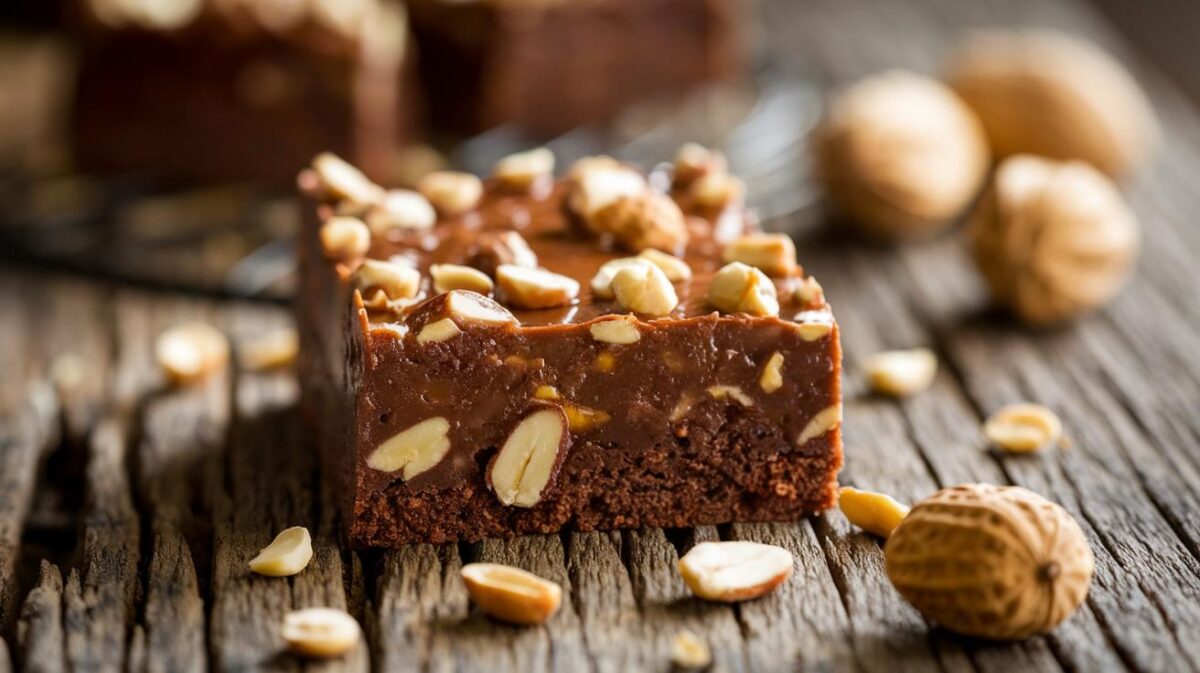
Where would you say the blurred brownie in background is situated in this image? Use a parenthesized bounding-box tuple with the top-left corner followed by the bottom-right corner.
(407, 0, 747, 136)
(71, 0, 420, 184)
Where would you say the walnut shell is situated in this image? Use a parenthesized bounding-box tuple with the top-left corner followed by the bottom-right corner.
(947, 29, 1158, 177)
(885, 484, 1094, 640)
(970, 155, 1139, 325)
(817, 70, 990, 239)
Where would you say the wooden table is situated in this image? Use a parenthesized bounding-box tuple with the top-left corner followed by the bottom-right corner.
(3, 0, 1200, 670)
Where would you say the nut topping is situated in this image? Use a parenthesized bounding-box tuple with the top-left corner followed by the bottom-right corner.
(590, 257, 652, 300)
(311, 152, 384, 206)
(760, 351, 784, 393)
(468, 230, 539, 276)
(983, 403, 1063, 453)
(431, 264, 494, 294)
(593, 192, 689, 254)
(707, 385, 754, 407)
(610, 262, 679, 317)
(318, 216, 371, 264)
(722, 233, 798, 277)
(281, 608, 361, 659)
(353, 259, 421, 308)
(568, 165, 647, 225)
(364, 189, 436, 234)
(248, 526, 313, 577)
(673, 142, 728, 189)
(417, 170, 483, 216)
(838, 487, 910, 538)
(460, 562, 563, 625)
(366, 417, 451, 480)
(489, 405, 569, 507)
(156, 322, 230, 386)
(689, 171, 746, 209)
(794, 276, 825, 306)
(793, 311, 834, 341)
(416, 318, 462, 344)
(496, 264, 580, 310)
(445, 290, 517, 325)
(589, 316, 641, 344)
(864, 348, 937, 397)
(637, 248, 692, 281)
(670, 630, 713, 670)
(678, 541, 794, 602)
(707, 262, 779, 317)
(493, 147, 555, 192)
(798, 404, 842, 444)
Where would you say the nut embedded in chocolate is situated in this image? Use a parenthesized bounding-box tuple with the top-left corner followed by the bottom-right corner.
(637, 248, 692, 282)
(366, 416, 452, 480)
(353, 259, 421, 309)
(489, 405, 570, 507)
(760, 352, 785, 393)
(416, 318, 462, 344)
(798, 404, 842, 444)
(589, 316, 641, 344)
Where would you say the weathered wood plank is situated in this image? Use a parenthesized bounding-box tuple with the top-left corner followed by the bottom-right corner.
(17, 561, 65, 673)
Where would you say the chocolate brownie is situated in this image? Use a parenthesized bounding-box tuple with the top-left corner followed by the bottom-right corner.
(71, 0, 418, 183)
(406, 0, 747, 135)
(297, 145, 842, 546)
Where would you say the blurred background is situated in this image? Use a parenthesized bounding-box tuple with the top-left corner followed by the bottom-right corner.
(0, 0, 1193, 301)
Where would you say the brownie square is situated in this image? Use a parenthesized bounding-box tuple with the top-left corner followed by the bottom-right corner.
(297, 147, 841, 546)
(407, 0, 747, 135)
(71, 1, 419, 183)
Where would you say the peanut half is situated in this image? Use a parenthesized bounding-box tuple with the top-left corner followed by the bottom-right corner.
(838, 487, 910, 538)
(319, 216, 371, 264)
(311, 152, 384, 206)
(249, 526, 313, 577)
(366, 417, 451, 480)
(707, 262, 779, 317)
(417, 170, 483, 216)
(638, 248, 692, 281)
(461, 562, 563, 625)
(281, 607, 361, 658)
(238, 328, 299, 371)
(678, 541, 793, 602)
(670, 630, 713, 669)
(611, 262, 679, 317)
(864, 348, 937, 397)
(156, 322, 230, 386)
(431, 264, 494, 295)
(365, 189, 436, 234)
(493, 147, 555, 192)
(760, 351, 785, 393)
(590, 316, 641, 345)
(722, 233, 798, 277)
(489, 406, 569, 507)
(496, 264, 580, 310)
(983, 403, 1063, 453)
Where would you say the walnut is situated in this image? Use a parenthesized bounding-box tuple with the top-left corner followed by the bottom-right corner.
(970, 155, 1139, 325)
(947, 29, 1158, 177)
(817, 70, 990, 238)
(592, 192, 689, 254)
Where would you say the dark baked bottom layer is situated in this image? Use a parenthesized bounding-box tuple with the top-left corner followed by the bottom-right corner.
(349, 402, 841, 546)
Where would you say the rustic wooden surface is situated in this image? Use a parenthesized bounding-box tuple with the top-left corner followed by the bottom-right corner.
(3, 0, 1200, 670)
